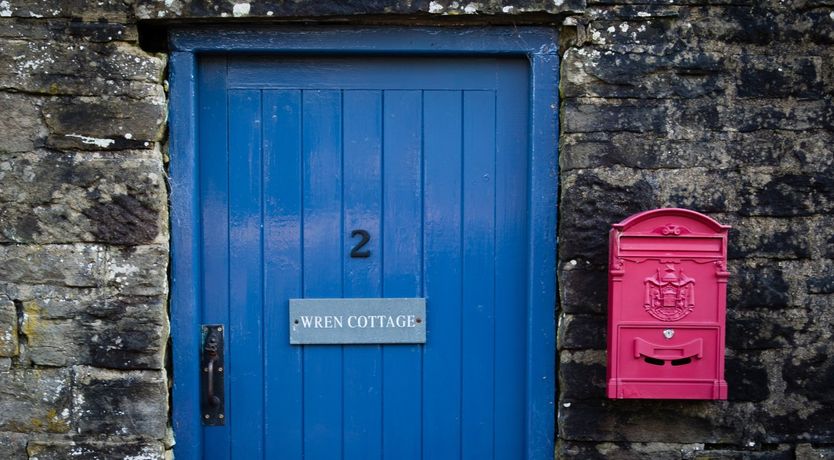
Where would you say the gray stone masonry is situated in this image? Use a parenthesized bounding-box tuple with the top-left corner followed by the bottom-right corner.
(0, 0, 831, 458)
(0, 0, 170, 457)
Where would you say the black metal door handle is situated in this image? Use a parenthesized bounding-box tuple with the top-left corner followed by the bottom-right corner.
(206, 353, 220, 406)
(202, 325, 225, 425)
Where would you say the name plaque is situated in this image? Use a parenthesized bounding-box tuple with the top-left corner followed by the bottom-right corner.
(289, 298, 426, 345)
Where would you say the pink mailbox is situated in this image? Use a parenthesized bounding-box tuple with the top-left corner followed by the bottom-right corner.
(607, 208, 730, 400)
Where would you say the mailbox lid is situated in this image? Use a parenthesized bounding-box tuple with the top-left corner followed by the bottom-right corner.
(613, 208, 730, 260)
(613, 208, 730, 234)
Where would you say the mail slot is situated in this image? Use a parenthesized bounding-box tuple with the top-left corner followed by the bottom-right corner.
(607, 208, 730, 399)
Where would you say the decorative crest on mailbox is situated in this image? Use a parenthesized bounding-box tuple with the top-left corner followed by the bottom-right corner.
(644, 263, 695, 321)
(660, 224, 683, 235)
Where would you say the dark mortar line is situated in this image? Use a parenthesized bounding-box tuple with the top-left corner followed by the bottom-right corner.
(12, 299, 27, 368)
(561, 166, 831, 175)
(157, 49, 176, 441)
(702, 442, 788, 451)
(0, 241, 163, 248)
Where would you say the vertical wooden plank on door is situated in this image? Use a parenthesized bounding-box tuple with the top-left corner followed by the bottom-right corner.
(227, 89, 265, 459)
(302, 90, 343, 460)
(493, 59, 530, 458)
(381, 90, 423, 460)
(527, 51, 559, 460)
(172, 50, 203, 460)
(262, 90, 304, 460)
(198, 55, 230, 459)
(422, 90, 463, 459)
(461, 90, 497, 460)
(342, 90, 383, 460)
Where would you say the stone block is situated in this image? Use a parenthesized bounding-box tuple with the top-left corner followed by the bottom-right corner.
(72, 366, 167, 438)
(86, 295, 168, 370)
(783, 344, 834, 403)
(0, 151, 167, 244)
(558, 440, 707, 460)
(566, 99, 833, 140)
(725, 130, 834, 170)
(559, 262, 607, 314)
(826, 231, 834, 259)
(730, 101, 834, 134)
(0, 244, 104, 287)
(0, 0, 132, 21)
(795, 443, 834, 460)
(560, 132, 727, 171)
(61, 19, 138, 42)
(558, 314, 606, 350)
(562, 47, 726, 99)
(0, 92, 44, 154)
(728, 260, 792, 309)
(559, 168, 657, 265)
(655, 168, 739, 213)
(559, 399, 740, 444)
(727, 218, 812, 260)
(0, 368, 72, 433)
(0, 300, 18, 357)
(562, 99, 668, 134)
(725, 351, 769, 401)
(762, 403, 834, 444)
(690, 6, 834, 46)
(585, 13, 683, 47)
(559, 350, 607, 400)
(807, 265, 834, 294)
(738, 55, 825, 99)
(19, 294, 167, 369)
(106, 245, 169, 297)
(727, 308, 807, 350)
(560, 129, 831, 172)
(27, 441, 164, 460)
(739, 168, 834, 217)
(0, 432, 27, 460)
(693, 445, 793, 460)
(0, 18, 52, 39)
(0, 38, 163, 98)
(134, 0, 584, 19)
(43, 97, 166, 150)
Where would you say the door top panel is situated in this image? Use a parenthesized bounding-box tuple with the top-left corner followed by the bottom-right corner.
(224, 56, 528, 90)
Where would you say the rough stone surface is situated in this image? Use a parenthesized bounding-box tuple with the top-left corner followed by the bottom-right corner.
(133, 0, 585, 19)
(557, 0, 834, 457)
(27, 441, 164, 460)
(0, 368, 72, 433)
(0, 432, 28, 460)
(72, 366, 168, 438)
(0, 92, 44, 154)
(0, 3, 169, 456)
(0, 151, 168, 244)
(0, 299, 18, 357)
(795, 444, 834, 460)
(0, 0, 831, 458)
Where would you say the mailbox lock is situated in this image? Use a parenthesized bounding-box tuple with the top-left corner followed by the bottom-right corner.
(663, 329, 675, 340)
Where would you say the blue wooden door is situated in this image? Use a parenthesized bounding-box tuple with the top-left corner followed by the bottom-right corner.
(196, 54, 531, 459)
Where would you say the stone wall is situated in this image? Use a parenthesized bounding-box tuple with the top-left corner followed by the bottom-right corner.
(558, 2, 834, 458)
(0, 0, 831, 459)
(0, 2, 170, 458)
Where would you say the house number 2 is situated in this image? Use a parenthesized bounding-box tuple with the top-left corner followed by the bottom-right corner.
(350, 229, 371, 258)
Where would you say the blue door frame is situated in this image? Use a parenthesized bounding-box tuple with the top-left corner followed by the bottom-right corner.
(168, 26, 559, 459)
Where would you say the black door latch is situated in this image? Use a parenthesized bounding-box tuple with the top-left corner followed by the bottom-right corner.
(202, 324, 225, 425)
